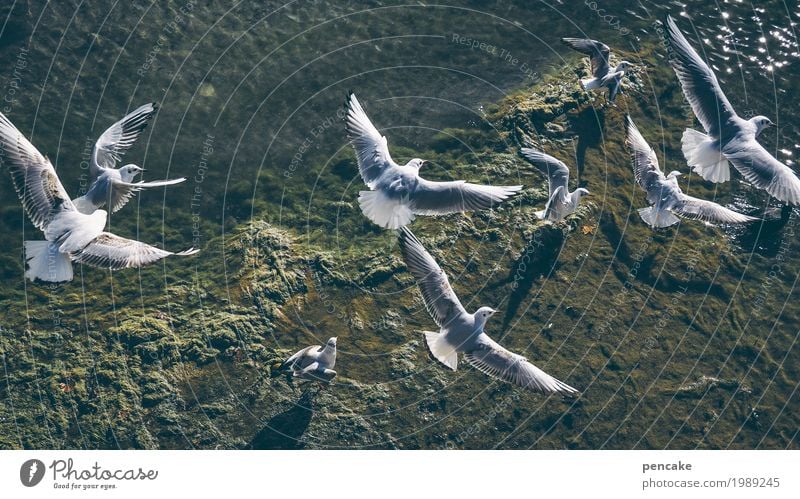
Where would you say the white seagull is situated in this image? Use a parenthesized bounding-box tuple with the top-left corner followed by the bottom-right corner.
(281, 337, 337, 382)
(345, 92, 522, 229)
(665, 15, 800, 204)
(0, 111, 199, 283)
(562, 37, 633, 103)
(398, 227, 578, 395)
(520, 147, 590, 222)
(626, 116, 757, 228)
(72, 103, 186, 215)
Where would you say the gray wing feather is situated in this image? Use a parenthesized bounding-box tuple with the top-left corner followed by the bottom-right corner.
(410, 179, 522, 215)
(82, 177, 186, 214)
(664, 16, 738, 138)
(398, 227, 466, 328)
(110, 178, 186, 214)
(626, 116, 671, 204)
(0, 112, 76, 230)
(91, 103, 157, 175)
(520, 148, 569, 197)
(725, 141, 800, 205)
(72, 232, 198, 270)
(345, 92, 397, 188)
(282, 345, 321, 370)
(543, 185, 567, 220)
(672, 194, 757, 224)
(464, 333, 579, 395)
(562, 37, 611, 79)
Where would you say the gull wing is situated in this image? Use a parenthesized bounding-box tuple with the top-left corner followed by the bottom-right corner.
(398, 227, 466, 329)
(464, 333, 579, 395)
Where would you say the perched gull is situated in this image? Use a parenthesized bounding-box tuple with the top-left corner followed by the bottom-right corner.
(665, 15, 800, 203)
(562, 37, 633, 103)
(280, 337, 337, 382)
(520, 147, 590, 222)
(626, 116, 757, 228)
(72, 103, 186, 215)
(345, 92, 522, 229)
(398, 227, 578, 395)
(0, 111, 199, 283)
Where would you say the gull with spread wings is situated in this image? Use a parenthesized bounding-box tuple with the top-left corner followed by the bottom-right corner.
(72, 103, 186, 215)
(665, 15, 800, 204)
(520, 147, 590, 222)
(345, 92, 522, 229)
(398, 227, 578, 395)
(626, 116, 757, 228)
(0, 111, 198, 283)
(562, 37, 633, 103)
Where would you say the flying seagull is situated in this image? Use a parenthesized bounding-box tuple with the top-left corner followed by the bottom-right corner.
(0, 111, 199, 282)
(280, 337, 337, 382)
(520, 147, 590, 222)
(72, 103, 186, 215)
(626, 116, 757, 228)
(562, 37, 633, 103)
(398, 227, 578, 395)
(345, 92, 522, 229)
(664, 15, 800, 204)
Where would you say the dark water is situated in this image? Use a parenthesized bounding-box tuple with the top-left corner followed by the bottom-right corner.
(0, 1, 798, 449)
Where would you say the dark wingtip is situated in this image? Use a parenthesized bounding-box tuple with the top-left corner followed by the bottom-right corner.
(624, 115, 637, 147)
(398, 225, 414, 242)
(397, 226, 422, 254)
(664, 14, 680, 41)
(624, 114, 636, 132)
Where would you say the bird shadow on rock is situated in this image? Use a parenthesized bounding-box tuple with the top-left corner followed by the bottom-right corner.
(248, 390, 317, 449)
(730, 204, 794, 257)
(501, 226, 566, 331)
(567, 106, 605, 185)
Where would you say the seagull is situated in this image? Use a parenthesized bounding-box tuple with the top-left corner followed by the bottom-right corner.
(345, 92, 522, 229)
(72, 103, 186, 215)
(280, 337, 337, 382)
(626, 116, 757, 228)
(0, 111, 199, 283)
(520, 147, 590, 222)
(664, 15, 800, 204)
(562, 37, 633, 103)
(398, 227, 578, 395)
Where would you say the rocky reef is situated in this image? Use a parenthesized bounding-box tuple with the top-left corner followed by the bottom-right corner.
(1, 39, 798, 450)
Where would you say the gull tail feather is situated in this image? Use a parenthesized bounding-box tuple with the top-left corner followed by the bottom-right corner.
(423, 331, 458, 371)
(580, 77, 602, 90)
(682, 129, 730, 183)
(638, 207, 679, 228)
(24, 241, 73, 283)
(358, 190, 414, 229)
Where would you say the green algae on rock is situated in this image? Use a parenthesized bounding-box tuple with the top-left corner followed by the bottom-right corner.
(1, 33, 798, 450)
